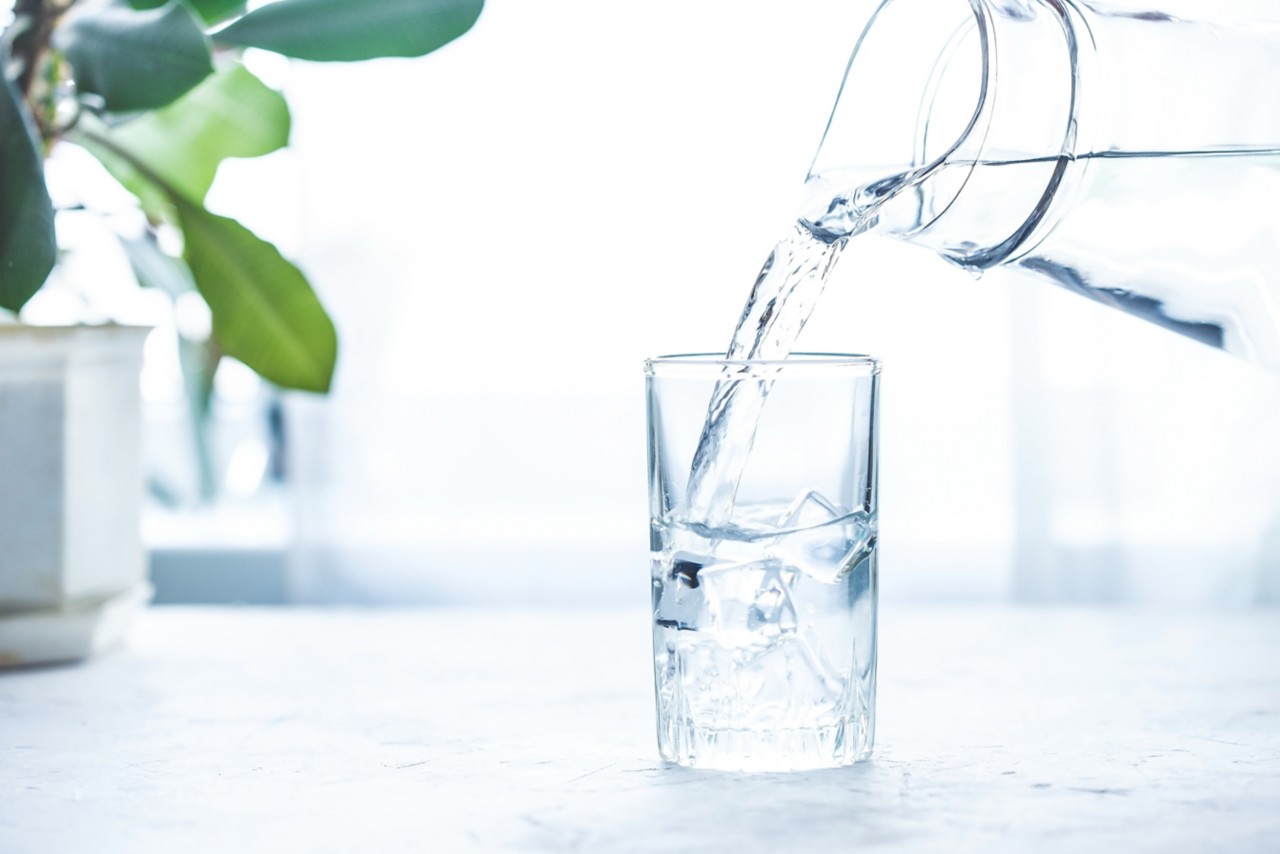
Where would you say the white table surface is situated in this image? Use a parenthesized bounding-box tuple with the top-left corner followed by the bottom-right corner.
(1, 606, 1278, 853)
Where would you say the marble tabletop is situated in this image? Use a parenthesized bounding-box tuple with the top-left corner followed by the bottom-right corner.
(1, 606, 1278, 853)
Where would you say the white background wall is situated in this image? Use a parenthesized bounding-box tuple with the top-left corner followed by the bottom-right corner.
(201, 0, 1280, 606)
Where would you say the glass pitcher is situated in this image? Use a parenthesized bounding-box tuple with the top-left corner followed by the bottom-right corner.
(799, 0, 1280, 372)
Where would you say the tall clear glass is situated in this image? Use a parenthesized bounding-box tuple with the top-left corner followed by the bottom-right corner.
(645, 354, 880, 771)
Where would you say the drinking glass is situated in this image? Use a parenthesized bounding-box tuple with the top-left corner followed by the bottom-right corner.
(645, 353, 880, 771)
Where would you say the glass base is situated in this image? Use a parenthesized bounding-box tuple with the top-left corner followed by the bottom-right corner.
(657, 718, 874, 772)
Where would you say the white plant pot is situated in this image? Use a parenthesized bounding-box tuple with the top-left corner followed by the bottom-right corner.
(0, 324, 152, 666)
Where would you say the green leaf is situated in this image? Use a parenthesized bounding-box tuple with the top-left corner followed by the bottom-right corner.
(57, 0, 214, 112)
(128, 0, 247, 26)
(175, 199, 336, 393)
(91, 64, 289, 208)
(72, 121, 334, 392)
(214, 0, 483, 62)
(0, 70, 56, 312)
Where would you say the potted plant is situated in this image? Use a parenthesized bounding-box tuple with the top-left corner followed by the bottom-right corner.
(0, 0, 482, 665)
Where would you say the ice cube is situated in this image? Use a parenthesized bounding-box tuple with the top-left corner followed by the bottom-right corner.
(772, 499, 876, 584)
(776, 488, 843, 530)
(653, 552, 714, 631)
(671, 555, 704, 588)
(747, 569, 798, 635)
(700, 558, 798, 647)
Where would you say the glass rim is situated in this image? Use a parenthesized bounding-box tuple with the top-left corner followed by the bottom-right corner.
(645, 352, 880, 375)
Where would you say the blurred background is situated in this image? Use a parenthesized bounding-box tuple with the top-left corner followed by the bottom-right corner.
(36, 0, 1280, 607)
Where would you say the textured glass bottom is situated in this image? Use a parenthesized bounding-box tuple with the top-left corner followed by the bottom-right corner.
(657, 717, 874, 772)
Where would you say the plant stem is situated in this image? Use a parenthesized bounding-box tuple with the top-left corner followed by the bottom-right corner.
(10, 0, 76, 138)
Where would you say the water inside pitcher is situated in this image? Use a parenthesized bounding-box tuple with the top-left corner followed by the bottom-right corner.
(801, 0, 1280, 371)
